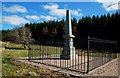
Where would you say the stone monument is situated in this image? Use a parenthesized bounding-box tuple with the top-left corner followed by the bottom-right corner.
(60, 10, 76, 60)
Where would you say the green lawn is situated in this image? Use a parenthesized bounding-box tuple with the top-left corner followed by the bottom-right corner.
(2, 42, 64, 76)
(29, 44, 62, 57)
(3, 42, 25, 49)
(117, 53, 120, 58)
(2, 48, 40, 76)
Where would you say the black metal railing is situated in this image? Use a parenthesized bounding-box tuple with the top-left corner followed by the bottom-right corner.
(28, 37, 117, 73)
(88, 36, 117, 72)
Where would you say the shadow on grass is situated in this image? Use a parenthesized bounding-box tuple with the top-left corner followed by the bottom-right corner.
(5, 47, 26, 50)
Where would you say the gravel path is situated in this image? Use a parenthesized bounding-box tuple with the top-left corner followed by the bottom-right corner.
(16, 57, 120, 77)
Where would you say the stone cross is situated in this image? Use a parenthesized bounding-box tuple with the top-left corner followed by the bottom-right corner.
(60, 10, 76, 60)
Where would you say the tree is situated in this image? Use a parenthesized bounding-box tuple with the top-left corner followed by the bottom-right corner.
(72, 18, 77, 36)
(19, 27, 31, 43)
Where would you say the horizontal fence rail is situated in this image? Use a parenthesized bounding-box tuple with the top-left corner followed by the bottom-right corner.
(28, 37, 117, 73)
(88, 37, 117, 72)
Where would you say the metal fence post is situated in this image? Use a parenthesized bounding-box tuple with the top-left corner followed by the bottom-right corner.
(116, 41, 118, 58)
(28, 44, 31, 61)
(87, 36, 90, 73)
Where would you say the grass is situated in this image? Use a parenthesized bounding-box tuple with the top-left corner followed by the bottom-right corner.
(3, 42, 25, 49)
(2, 49, 28, 59)
(1, 42, 65, 77)
(29, 44, 62, 57)
(2, 48, 36, 76)
(76, 49, 119, 59)
(117, 53, 120, 58)
(2, 41, 119, 76)
(76, 49, 104, 57)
